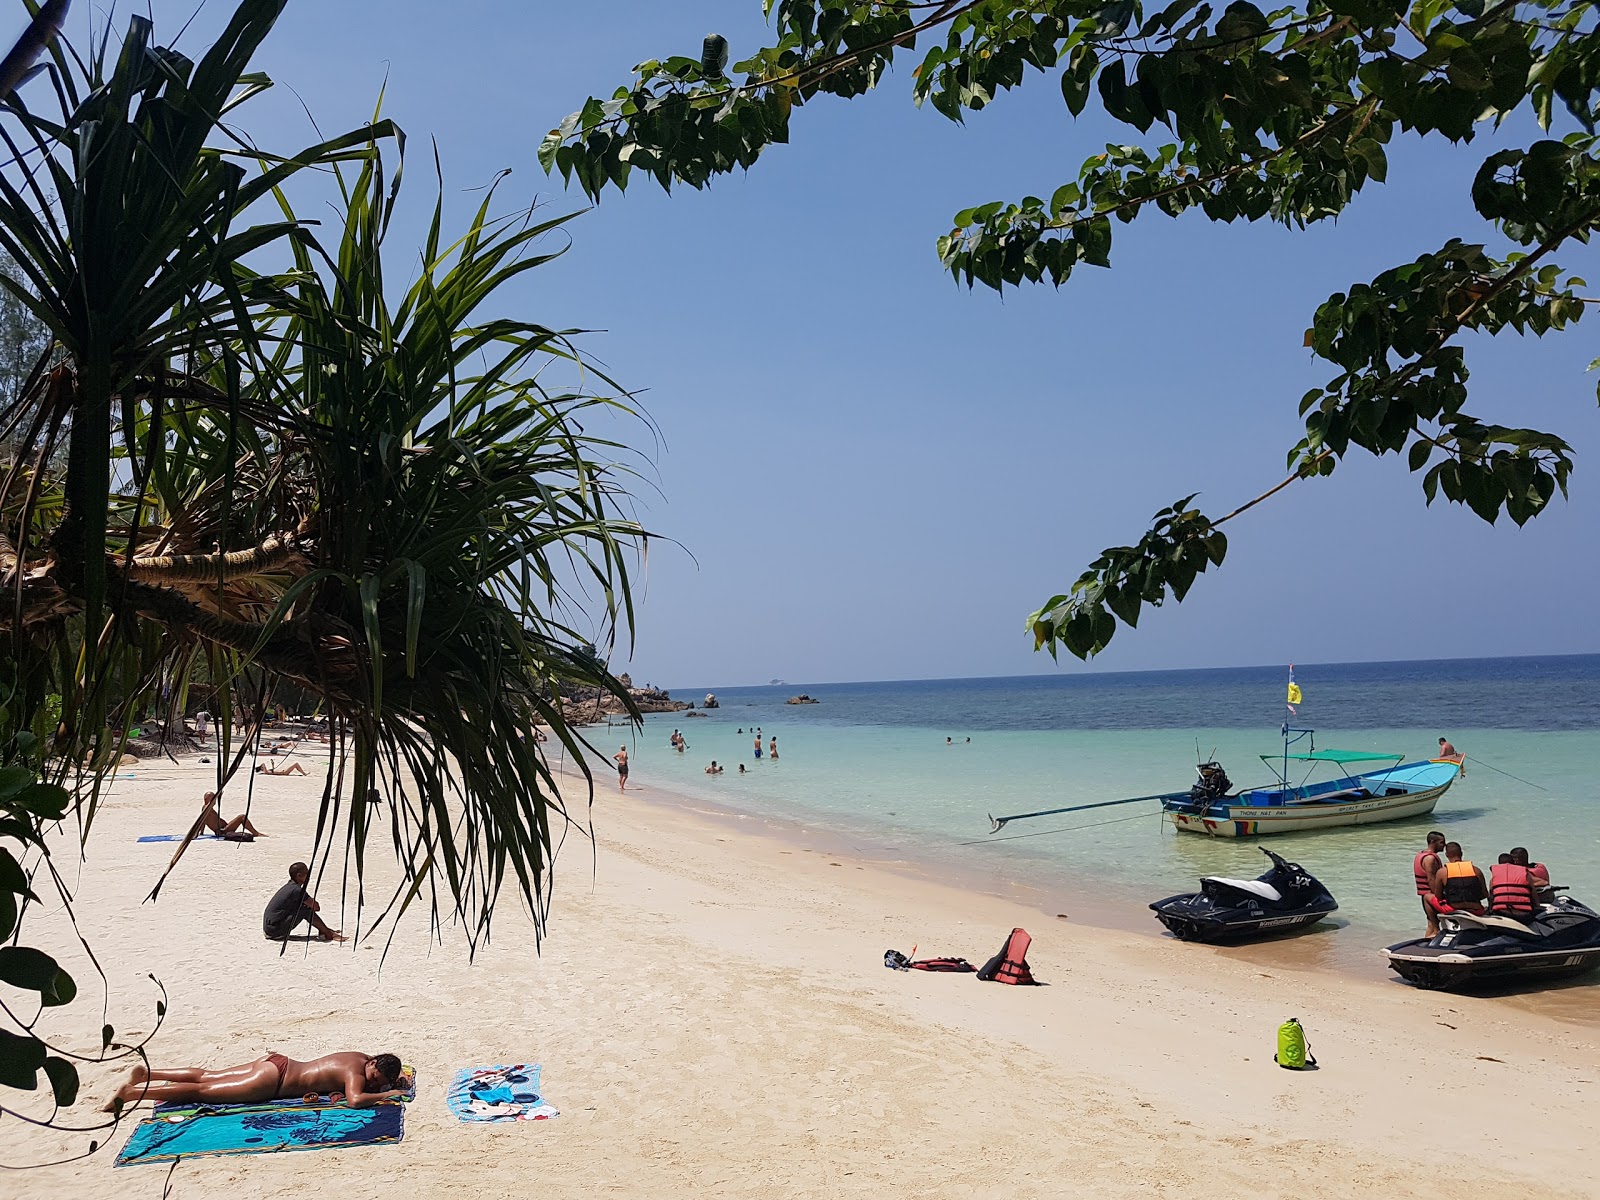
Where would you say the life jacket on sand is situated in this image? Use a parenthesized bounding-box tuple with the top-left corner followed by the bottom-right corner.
(976, 928, 1036, 985)
(1413, 850, 1439, 896)
(1489, 863, 1537, 915)
(1441, 860, 1486, 904)
(886, 950, 977, 973)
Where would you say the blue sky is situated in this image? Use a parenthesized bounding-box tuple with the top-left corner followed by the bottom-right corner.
(52, 1, 1600, 687)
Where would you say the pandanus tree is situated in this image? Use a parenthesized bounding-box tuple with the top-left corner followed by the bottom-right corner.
(546, 0, 1600, 659)
(0, 0, 645, 1138)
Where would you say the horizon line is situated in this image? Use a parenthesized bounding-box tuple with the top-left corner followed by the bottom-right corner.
(656, 649, 1600, 695)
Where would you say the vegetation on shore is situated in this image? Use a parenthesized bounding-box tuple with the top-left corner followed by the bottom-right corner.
(0, 0, 647, 1148)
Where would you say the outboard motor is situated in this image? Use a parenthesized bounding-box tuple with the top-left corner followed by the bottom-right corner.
(1189, 761, 1232, 802)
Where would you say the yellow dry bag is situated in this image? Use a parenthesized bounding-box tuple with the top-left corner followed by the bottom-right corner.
(1275, 1018, 1316, 1070)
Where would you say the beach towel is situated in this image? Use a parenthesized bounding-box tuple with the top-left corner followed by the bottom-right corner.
(115, 1068, 417, 1165)
(446, 1064, 558, 1122)
(115, 1098, 404, 1165)
(137, 834, 226, 843)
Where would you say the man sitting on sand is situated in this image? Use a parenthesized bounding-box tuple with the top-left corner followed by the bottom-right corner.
(263, 861, 345, 942)
(255, 761, 307, 776)
(197, 791, 264, 841)
(104, 1051, 407, 1111)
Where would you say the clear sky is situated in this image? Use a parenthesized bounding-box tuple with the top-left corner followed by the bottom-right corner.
(45, 1, 1600, 688)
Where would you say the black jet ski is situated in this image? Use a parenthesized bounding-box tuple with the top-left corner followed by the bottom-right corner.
(1384, 891, 1600, 990)
(1149, 847, 1338, 942)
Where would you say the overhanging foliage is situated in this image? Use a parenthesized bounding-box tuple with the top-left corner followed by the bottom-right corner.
(546, 0, 1600, 657)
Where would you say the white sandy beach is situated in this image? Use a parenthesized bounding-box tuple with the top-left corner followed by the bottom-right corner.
(8, 754, 1600, 1198)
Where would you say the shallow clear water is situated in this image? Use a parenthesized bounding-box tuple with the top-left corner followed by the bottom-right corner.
(589, 656, 1600, 949)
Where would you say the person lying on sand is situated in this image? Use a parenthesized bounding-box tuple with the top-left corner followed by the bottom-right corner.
(255, 761, 307, 776)
(263, 861, 345, 942)
(104, 1051, 407, 1111)
(198, 791, 264, 840)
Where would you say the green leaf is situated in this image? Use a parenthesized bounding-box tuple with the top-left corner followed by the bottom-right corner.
(0, 1029, 46, 1090)
(0, 946, 60, 992)
(42, 1056, 79, 1107)
(12, 783, 69, 821)
(0, 946, 76, 1005)
(0, 766, 33, 802)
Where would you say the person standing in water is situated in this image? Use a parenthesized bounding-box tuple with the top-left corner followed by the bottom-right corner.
(1413, 830, 1447, 937)
(753, 733, 762, 759)
(768, 736, 778, 761)
(613, 746, 629, 791)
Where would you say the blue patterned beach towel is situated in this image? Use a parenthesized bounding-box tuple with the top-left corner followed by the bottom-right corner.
(115, 1098, 404, 1165)
(446, 1064, 558, 1122)
(137, 834, 226, 843)
(116, 1069, 417, 1165)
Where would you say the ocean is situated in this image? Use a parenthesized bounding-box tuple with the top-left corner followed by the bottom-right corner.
(573, 655, 1600, 985)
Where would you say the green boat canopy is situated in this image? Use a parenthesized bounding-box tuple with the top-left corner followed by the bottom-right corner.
(1259, 749, 1404, 765)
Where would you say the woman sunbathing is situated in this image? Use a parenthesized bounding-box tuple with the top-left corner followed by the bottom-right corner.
(255, 761, 307, 776)
(197, 791, 265, 840)
(103, 1051, 408, 1111)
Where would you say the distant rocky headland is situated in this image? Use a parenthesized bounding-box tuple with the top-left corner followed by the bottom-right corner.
(562, 673, 689, 722)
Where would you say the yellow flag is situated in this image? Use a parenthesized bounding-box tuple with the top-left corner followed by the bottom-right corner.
(1287, 682, 1303, 705)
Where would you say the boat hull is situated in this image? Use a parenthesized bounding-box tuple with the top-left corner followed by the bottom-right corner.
(1150, 902, 1336, 943)
(1168, 778, 1452, 837)
(1383, 944, 1600, 991)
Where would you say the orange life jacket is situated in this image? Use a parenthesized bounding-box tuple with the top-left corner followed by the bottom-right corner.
(1489, 863, 1536, 914)
(1413, 849, 1439, 896)
(1441, 860, 1486, 904)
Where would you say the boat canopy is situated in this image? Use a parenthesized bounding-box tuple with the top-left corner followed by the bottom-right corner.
(1258, 749, 1404, 766)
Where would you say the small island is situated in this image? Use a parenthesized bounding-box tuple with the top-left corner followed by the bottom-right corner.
(786, 694, 819, 705)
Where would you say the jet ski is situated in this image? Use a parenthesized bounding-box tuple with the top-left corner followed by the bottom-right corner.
(1383, 891, 1600, 990)
(1149, 847, 1338, 942)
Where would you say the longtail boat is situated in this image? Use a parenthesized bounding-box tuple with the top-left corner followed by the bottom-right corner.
(989, 725, 1460, 839)
(1160, 735, 1461, 837)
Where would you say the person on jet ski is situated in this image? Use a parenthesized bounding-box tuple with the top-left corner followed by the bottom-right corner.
(1428, 841, 1487, 917)
(1488, 853, 1538, 918)
(1509, 847, 1553, 902)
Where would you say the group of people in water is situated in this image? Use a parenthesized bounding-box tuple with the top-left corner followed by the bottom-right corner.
(611, 725, 785, 787)
(1413, 829, 1553, 936)
(704, 728, 780, 777)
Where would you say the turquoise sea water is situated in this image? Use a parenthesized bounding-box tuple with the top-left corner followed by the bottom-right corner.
(588, 657, 1600, 972)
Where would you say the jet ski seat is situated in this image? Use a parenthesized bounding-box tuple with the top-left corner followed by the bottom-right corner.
(1204, 877, 1281, 901)
(1449, 912, 1538, 934)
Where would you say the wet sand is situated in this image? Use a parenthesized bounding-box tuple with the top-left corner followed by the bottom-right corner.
(9, 755, 1600, 1197)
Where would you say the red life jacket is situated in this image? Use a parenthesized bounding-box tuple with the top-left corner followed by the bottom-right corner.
(1413, 850, 1439, 896)
(909, 957, 976, 973)
(977, 928, 1036, 985)
(1489, 863, 1537, 914)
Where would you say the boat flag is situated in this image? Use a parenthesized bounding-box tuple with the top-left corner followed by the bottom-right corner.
(1286, 665, 1302, 714)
